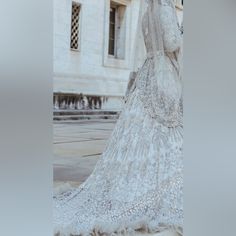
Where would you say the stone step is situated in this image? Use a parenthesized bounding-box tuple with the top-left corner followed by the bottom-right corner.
(54, 114, 119, 121)
(54, 109, 119, 116)
(53, 110, 120, 121)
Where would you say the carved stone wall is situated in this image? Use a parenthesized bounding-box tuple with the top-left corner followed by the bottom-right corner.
(53, 0, 140, 111)
(53, 93, 124, 110)
(53, 0, 183, 111)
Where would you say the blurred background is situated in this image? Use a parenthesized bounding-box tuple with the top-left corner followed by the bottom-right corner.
(1, 0, 236, 235)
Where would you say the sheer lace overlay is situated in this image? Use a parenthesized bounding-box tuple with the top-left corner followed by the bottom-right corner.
(54, 1, 183, 235)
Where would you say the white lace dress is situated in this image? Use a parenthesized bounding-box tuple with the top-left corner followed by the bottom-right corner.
(54, 1, 183, 235)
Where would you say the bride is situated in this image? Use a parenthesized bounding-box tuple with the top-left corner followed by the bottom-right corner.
(54, 0, 183, 235)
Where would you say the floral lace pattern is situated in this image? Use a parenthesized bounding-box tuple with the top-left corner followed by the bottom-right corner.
(53, 1, 183, 235)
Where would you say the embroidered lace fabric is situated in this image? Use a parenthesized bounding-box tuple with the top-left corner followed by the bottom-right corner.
(53, 1, 183, 235)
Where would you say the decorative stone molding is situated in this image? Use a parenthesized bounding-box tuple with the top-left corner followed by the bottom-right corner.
(53, 93, 124, 110)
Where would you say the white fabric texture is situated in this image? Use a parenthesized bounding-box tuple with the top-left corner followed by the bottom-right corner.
(53, 0, 183, 235)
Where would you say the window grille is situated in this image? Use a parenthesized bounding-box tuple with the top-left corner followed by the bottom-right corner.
(70, 2, 81, 50)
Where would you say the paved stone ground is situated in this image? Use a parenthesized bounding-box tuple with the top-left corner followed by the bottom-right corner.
(53, 120, 116, 192)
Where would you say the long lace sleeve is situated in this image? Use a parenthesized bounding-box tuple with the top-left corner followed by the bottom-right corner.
(160, 1, 182, 52)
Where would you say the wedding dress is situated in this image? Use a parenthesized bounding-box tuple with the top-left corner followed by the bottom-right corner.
(54, 0, 183, 235)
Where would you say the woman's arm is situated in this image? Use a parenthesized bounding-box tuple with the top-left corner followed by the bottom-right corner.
(159, 1, 182, 52)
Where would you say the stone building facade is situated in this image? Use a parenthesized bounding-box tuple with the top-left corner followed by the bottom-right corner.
(53, 0, 183, 111)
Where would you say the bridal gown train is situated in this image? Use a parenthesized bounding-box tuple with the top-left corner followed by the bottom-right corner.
(54, 1, 183, 235)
